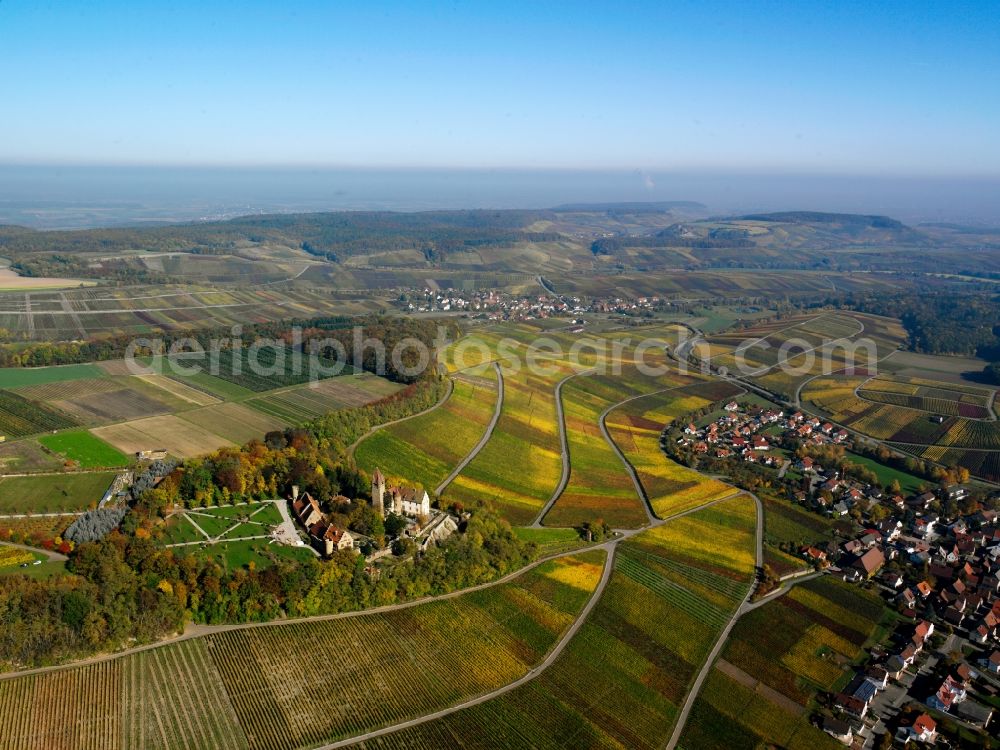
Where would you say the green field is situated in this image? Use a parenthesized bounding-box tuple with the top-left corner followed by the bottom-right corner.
(0, 551, 606, 750)
(38, 429, 130, 468)
(355, 366, 499, 494)
(0, 471, 118, 514)
(0, 363, 103, 388)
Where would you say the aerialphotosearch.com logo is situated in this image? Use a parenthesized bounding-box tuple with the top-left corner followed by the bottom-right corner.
(123, 325, 880, 384)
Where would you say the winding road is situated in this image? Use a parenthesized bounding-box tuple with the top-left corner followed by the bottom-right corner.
(529, 368, 595, 528)
(319, 541, 619, 749)
(434, 362, 505, 496)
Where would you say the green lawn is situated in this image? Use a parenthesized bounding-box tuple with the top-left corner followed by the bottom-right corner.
(0, 363, 103, 388)
(38, 430, 130, 468)
(0, 471, 118, 513)
(844, 452, 927, 494)
(174, 538, 317, 570)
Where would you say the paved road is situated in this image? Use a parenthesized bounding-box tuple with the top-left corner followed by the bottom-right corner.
(597, 383, 748, 526)
(319, 541, 618, 749)
(0, 540, 68, 562)
(434, 362, 504, 496)
(347, 377, 454, 456)
(530, 369, 594, 528)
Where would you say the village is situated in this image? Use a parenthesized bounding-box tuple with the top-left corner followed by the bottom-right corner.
(675, 400, 1000, 746)
(396, 287, 669, 321)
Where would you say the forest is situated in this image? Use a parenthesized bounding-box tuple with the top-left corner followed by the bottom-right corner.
(842, 291, 1000, 357)
(0, 316, 528, 669)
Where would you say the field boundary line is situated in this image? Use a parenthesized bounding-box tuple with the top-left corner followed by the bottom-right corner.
(530, 368, 595, 528)
(598, 382, 747, 525)
(316, 541, 617, 749)
(435, 362, 504, 496)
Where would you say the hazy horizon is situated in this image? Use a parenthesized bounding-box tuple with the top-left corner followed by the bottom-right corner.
(2, 164, 1000, 230)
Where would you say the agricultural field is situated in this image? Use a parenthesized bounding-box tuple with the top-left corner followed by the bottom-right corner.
(0, 551, 606, 750)
(443, 362, 577, 525)
(92, 415, 236, 459)
(543, 366, 704, 528)
(0, 440, 64, 473)
(178, 403, 288, 446)
(354, 496, 756, 750)
(702, 311, 904, 400)
(37, 430, 130, 468)
(355, 365, 499, 494)
(0, 471, 118, 514)
(761, 495, 834, 550)
(880, 348, 996, 388)
(802, 373, 1000, 456)
(0, 390, 79, 438)
(0, 363, 104, 389)
(604, 382, 742, 519)
(679, 576, 888, 750)
(0, 284, 388, 341)
(0, 355, 400, 477)
(858, 373, 994, 419)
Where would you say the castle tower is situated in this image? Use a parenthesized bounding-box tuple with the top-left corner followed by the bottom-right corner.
(371, 468, 386, 518)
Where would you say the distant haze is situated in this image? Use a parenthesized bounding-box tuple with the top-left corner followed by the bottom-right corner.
(1, 165, 999, 230)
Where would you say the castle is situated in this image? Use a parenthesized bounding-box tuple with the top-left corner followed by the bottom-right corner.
(371, 468, 431, 518)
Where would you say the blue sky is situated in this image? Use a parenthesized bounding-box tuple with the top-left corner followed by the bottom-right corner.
(1, 1, 998, 174)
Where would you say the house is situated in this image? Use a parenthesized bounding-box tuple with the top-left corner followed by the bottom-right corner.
(913, 517, 936, 538)
(944, 484, 968, 502)
(956, 701, 993, 728)
(822, 717, 853, 745)
(291, 489, 324, 528)
(724, 401, 739, 411)
(833, 692, 869, 718)
(884, 571, 905, 589)
(802, 546, 827, 562)
(927, 675, 967, 712)
(751, 435, 769, 450)
(798, 456, 816, 472)
(915, 580, 933, 598)
(851, 547, 885, 579)
(979, 650, 1000, 675)
(309, 522, 355, 556)
(899, 713, 937, 744)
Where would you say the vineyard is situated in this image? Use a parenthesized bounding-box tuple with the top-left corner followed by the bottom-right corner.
(355, 365, 499, 493)
(720, 576, 885, 705)
(604, 385, 740, 519)
(678, 576, 887, 750)
(858, 374, 993, 419)
(801, 373, 1000, 448)
(444, 363, 575, 525)
(0, 390, 78, 438)
(351, 496, 757, 750)
(542, 366, 696, 529)
(0, 551, 606, 750)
